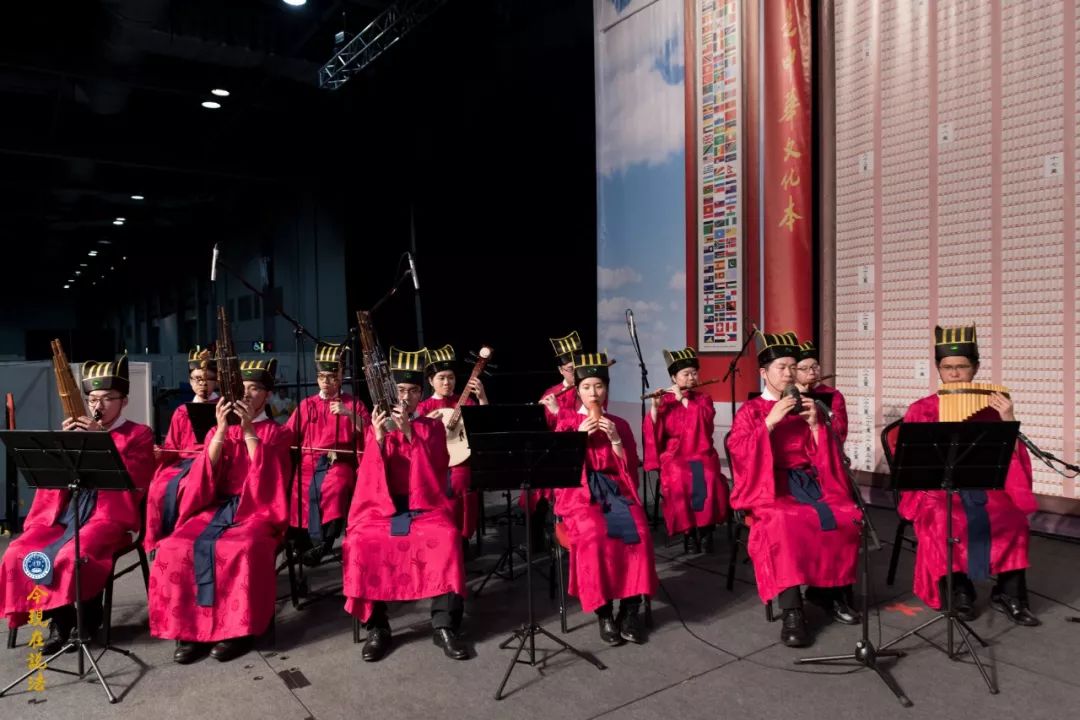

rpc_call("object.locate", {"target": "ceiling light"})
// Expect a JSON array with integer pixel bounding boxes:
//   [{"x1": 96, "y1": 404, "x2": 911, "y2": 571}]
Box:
[
  {"x1": 201, "y1": 100, "x2": 222, "y2": 109},
  {"x1": 74, "y1": 271, "x2": 81, "y2": 276},
  {"x1": 67, "y1": 279, "x2": 74, "y2": 283},
  {"x1": 98, "y1": 239, "x2": 112, "y2": 245},
  {"x1": 63, "y1": 284, "x2": 70, "y2": 289},
  {"x1": 122, "y1": 256, "x2": 127, "y2": 261},
  {"x1": 88, "y1": 250, "x2": 98, "y2": 257},
  {"x1": 283, "y1": 0, "x2": 307, "y2": 6},
  {"x1": 113, "y1": 220, "x2": 124, "y2": 226},
  {"x1": 116, "y1": 217, "x2": 126, "y2": 222},
  {"x1": 211, "y1": 88, "x2": 230, "y2": 97},
  {"x1": 130, "y1": 194, "x2": 145, "y2": 200},
  {"x1": 110, "y1": 266, "x2": 115, "y2": 271},
  {"x1": 80, "y1": 263, "x2": 88, "y2": 267},
  {"x1": 91, "y1": 281, "x2": 96, "y2": 286}
]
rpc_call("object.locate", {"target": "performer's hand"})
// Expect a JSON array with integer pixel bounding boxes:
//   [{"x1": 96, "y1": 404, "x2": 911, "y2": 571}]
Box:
[
  {"x1": 597, "y1": 416, "x2": 619, "y2": 442},
  {"x1": 372, "y1": 407, "x2": 390, "y2": 444},
  {"x1": 989, "y1": 392, "x2": 1015, "y2": 422},
  {"x1": 467, "y1": 377, "x2": 488, "y2": 404},
  {"x1": 234, "y1": 400, "x2": 255, "y2": 431},
  {"x1": 71, "y1": 415, "x2": 104, "y2": 432},
  {"x1": 215, "y1": 398, "x2": 231, "y2": 431},
  {"x1": 765, "y1": 395, "x2": 797, "y2": 430},
  {"x1": 62, "y1": 416, "x2": 81, "y2": 432},
  {"x1": 540, "y1": 393, "x2": 559, "y2": 414},
  {"x1": 329, "y1": 400, "x2": 353, "y2": 418},
  {"x1": 578, "y1": 416, "x2": 599, "y2": 434},
  {"x1": 392, "y1": 402, "x2": 412, "y2": 441},
  {"x1": 799, "y1": 397, "x2": 818, "y2": 429}
]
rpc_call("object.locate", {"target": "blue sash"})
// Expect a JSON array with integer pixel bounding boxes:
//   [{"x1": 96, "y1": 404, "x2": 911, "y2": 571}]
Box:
[
  {"x1": 786, "y1": 467, "x2": 837, "y2": 531},
  {"x1": 37, "y1": 490, "x2": 98, "y2": 587},
  {"x1": 161, "y1": 457, "x2": 196, "y2": 539},
  {"x1": 959, "y1": 490, "x2": 991, "y2": 581},
  {"x1": 307, "y1": 454, "x2": 332, "y2": 541},
  {"x1": 586, "y1": 471, "x2": 640, "y2": 544},
  {"x1": 194, "y1": 495, "x2": 240, "y2": 607},
  {"x1": 689, "y1": 460, "x2": 707, "y2": 511}
]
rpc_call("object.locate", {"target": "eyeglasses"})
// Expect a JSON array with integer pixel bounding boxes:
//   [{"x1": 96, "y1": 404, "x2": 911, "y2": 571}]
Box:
[
  {"x1": 939, "y1": 364, "x2": 974, "y2": 372},
  {"x1": 316, "y1": 373, "x2": 340, "y2": 382},
  {"x1": 190, "y1": 375, "x2": 216, "y2": 384},
  {"x1": 396, "y1": 386, "x2": 422, "y2": 396},
  {"x1": 796, "y1": 364, "x2": 820, "y2": 373},
  {"x1": 87, "y1": 395, "x2": 123, "y2": 406}
]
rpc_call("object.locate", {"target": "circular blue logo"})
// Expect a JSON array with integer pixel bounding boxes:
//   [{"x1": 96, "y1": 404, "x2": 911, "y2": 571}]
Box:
[{"x1": 22, "y1": 552, "x2": 51, "y2": 582}]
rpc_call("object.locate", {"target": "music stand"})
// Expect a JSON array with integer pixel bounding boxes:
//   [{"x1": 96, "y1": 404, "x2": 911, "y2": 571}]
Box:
[
  {"x1": 184, "y1": 402, "x2": 218, "y2": 445},
  {"x1": 0, "y1": 430, "x2": 136, "y2": 704},
  {"x1": 878, "y1": 421, "x2": 1018, "y2": 696},
  {"x1": 465, "y1": 422, "x2": 605, "y2": 700},
  {"x1": 463, "y1": 405, "x2": 547, "y2": 595}
]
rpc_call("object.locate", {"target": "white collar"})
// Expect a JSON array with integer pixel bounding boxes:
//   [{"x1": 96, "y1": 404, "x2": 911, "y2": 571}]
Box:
[
  {"x1": 318, "y1": 391, "x2": 339, "y2": 401},
  {"x1": 252, "y1": 409, "x2": 270, "y2": 423},
  {"x1": 192, "y1": 392, "x2": 219, "y2": 404},
  {"x1": 104, "y1": 415, "x2": 128, "y2": 432},
  {"x1": 762, "y1": 386, "x2": 781, "y2": 402}
]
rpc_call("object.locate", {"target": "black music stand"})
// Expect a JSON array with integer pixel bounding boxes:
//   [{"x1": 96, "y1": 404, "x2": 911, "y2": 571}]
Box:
[
  {"x1": 463, "y1": 405, "x2": 547, "y2": 595},
  {"x1": 465, "y1": 421, "x2": 605, "y2": 700},
  {"x1": 878, "y1": 421, "x2": 1018, "y2": 696},
  {"x1": 184, "y1": 402, "x2": 218, "y2": 445},
  {"x1": 0, "y1": 430, "x2": 136, "y2": 704}
]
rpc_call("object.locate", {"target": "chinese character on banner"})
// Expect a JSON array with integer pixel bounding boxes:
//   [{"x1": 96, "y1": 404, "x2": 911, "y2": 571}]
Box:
[
  {"x1": 25, "y1": 584, "x2": 49, "y2": 692},
  {"x1": 779, "y1": 196, "x2": 803, "y2": 232}
]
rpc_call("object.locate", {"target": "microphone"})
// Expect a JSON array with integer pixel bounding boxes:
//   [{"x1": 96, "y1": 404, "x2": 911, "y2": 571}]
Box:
[
  {"x1": 626, "y1": 308, "x2": 636, "y2": 338},
  {"x1": 210, "y1": 243, "x2": 220, "y2": 282},
  {"x1": 407, "y1": 252, "x2": 420, "y2": 291}
]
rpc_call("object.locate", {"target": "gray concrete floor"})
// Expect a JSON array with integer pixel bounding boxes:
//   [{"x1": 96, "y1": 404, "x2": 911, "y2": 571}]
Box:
[{"x1": 1, "y1": 506, "x2": 1078, "y2": 720}]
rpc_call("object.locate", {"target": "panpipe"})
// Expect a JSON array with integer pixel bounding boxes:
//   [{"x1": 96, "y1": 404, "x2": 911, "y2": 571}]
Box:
[{"x1": 937, "y1": 382, "x2": 1010, "y2": 421}]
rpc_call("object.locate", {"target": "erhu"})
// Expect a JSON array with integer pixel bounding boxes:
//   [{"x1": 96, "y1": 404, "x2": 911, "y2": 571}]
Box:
[
  {"x1": 356, "y1": 310, "x2": 401, "y2": 430},
  {"x1": 51, "y1": 338, "x2": 89, "y2": 422}
]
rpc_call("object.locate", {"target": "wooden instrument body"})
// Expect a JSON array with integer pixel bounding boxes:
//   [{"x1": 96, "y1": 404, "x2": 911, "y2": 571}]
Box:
[
  {"x1": 51, "y1": 338, "x2": 88, "y2": 421},
  {"x1": 356, "y1": 310, "x2": 401, "y2": 431},
  {"x1": 937, "y1": 382, "x2": 1010, "y2": 421},
  {"x1": 430, "y1": 346, "x2": 493, "y2": 467},
  {"x1": 215, "y1": 307, "x2": 244, "y2": 424}
]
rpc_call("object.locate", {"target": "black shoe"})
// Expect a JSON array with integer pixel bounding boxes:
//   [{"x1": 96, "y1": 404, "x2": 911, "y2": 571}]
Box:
[
  {"x1": 617, "y1": 609, "x2": 646, "y2": 644},
  {"x1": 830, "y1": 597, "x2": 861, "y2": 625},
  {"x1": 301, "y1": 542, "x2": 328, "y2": 567},
  {"x1": 432, "y1": 628, "x2": 469, "y2": 660},
  {"x1": 40, "y1": 623, "x2": 71, "y2": 656},
  {"x1": 598, "y1": 616, "x2": 624, "y2": 645},
  {"x1": 781, "y1": 609, "x2": 810, "y2": 647},
  {"x1": 952, "y1": 590, "x2": 976, "y2": 622},
  {"x1": 702, "y1": 531, "x2": 715, "y2": 554},
  {"x1": 362, "y1": 627, "x2": 391, "y2": 662},
  {"x1": 991, "y1": 592, "x2": 1041, "y2": 627},
  {"x1": 173, "y1": 641, "x2": 209, "y2": 664},
  {"x1": 209, "y1": 636, "x2": 253, "y2": 662}
]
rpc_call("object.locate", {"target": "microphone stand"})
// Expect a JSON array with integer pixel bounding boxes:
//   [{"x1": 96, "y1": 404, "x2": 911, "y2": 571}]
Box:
[
  {"x1": 722, "y1": 325, "x2": 757, "y2": 427},
  {"x1": 625, "y1": 311, "x2": 654, "y2": 526}
]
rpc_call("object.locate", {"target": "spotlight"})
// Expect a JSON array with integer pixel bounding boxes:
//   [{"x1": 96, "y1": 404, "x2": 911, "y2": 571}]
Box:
[
  {"x1": 63, "y1": 284, "x2": 70, "y2": 289},
  {"x1": 79, "y1": 263, "x2": 88, "y2": 267},
  {"x1": 113, "y1": 220, "x2": 125, "y2": 226},
  {"x1": 98, "y1": 239, "x2": 112, "y2": 245},
  {"x1": 88, "y1": 250, "x2": 98, "y2": 257},
  {"x1": 130, "y1": 194, "x2": 145, "y2": 200},
  {"x1": 201, "y1": 100, "x2": 222, "y2": 109},
  {"x1": 75, "y1": 271, "x2": 81, "y2": 276},
  {"x1": 211, "y1": 88, "x2": 230, "y2": 97},
  {"x1": 283, "y1": 0, "x2": 307, "y2": 6}
]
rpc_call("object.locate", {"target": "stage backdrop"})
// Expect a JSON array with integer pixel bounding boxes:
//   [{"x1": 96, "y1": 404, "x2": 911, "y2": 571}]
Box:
[
  {"x1": 594, "y1": 0, "x2": 689, "y2": 431},
  {"x1": 834, "y1": 0, "x2": 1079, "y2": 501}
]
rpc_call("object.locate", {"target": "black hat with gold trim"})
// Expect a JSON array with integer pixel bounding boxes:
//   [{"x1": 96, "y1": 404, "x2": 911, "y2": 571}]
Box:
[
  {"x1": 389, "y1": 347, "x2": 429, "y2": 386},
  {"x1": 662, "y1": 347, "x2": 699, "y2": 376},
  {"x1": 754, "y1": 330, "x2": 800, "y2": 367},
  {"x1": 550, "y1": 331, "x2": 582, "y2": 366},
  {"x1": 425, "y1": 344, "x2": 458, "y2": 377},
  {"x1": 934, "y1": 324, "x2": 978, "y2": 362},
  {"x1": 240, "y1": 358, "x2": 277, "y2": 389},
  {"x1": 188, "y1": 345, "x2": 217, "y2": 374},
  {"x1": 81, "y1": 355, "x2": 130, "y2": 396},
  {"x1": 573, "y1": 351, "x2": 613, "y2": 385},
  {"x1": 796, "y1": 341, "x2": 818, "y2": 363},
  {"x1": 314, "y1": 342, "x2": 347, "y2": 373}
]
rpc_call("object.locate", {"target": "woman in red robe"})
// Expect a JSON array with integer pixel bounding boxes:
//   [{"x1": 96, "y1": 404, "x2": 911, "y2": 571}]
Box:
[
  {"x1": 415, "y1": 344, "x2": 488, "y2": 540},
  {"x1": 0, "y1": 356, "x2": 154, "y2": 654},
  {"x1": 727, "y1": 331, "x2": 861, "y2": 648},
  {"x1": 145, "y1": 347, "x2": 219, "y2": 554},
  {"x1": 342, "y1": 347, "x2": 469, "y2": 662},
  {"x1": 149, "y1": 358, "x2": 291, "y2": 664},
  {"x1": 283, "y1": 342, "x2": 368, "y2": 566},
  {"x1": 898, "y1": 325, "x2": 1039, "y2": 626},
  {"x1": 644, "y1": 347, "x2": 729, "y2": 552},
  {"x1": 794, "y1": 341, "x2": 848, "y2": 445},
  {"x1": 554, "y1": 351, "x2": 657, "y2": 646}
]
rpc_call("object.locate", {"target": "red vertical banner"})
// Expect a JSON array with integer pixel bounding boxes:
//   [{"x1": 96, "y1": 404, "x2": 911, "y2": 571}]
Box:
[{"x1": 762, "y1": 0, "x2": 813, "y2": 339}]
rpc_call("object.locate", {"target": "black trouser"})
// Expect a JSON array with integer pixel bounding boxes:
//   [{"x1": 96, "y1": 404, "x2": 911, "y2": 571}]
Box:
[
  {"x1": 365, "y1": 592, "x2": 465, "y2": 631},
  {"x1": 777, "y1": 585, "x2": 854, "y2": 611},
  {"x1": 594, "y1": 595, "x2": 643, "y2": 619},
  {"x1": 44, "y1": 591, "x2": 105, "y2": 639},
  {"x1": 938, "y1": 569, "x2": 1027, "y2": 601},
  {"x1": 530, "y1": 497, "x2": 551, "y2": 549}
]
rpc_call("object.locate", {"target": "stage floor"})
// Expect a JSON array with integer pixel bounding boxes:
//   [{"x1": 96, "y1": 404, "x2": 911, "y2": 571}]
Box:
[{"x1": 1, "y1": 506, "x2": 1077, "y2": 719}]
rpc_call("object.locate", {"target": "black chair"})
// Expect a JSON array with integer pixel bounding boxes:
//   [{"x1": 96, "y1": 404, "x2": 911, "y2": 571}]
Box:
[
  {"x1": 723, "y1": 431, "x2": 775, "y2": 622},
  {"x1": 881, "y1": 418, "x2": 916, "y2": 586}
]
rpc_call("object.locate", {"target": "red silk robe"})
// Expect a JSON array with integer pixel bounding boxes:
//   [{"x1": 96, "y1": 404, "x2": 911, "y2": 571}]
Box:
[
  {"x1": 522, "y1": 381, "x2": 585, "y2": 513},
  {"x1": 416, "y1": 393, "x2": 477, "y2": 538},
  {"x1": 283, "y1": 393, "x2": 370, "y2": 530},
  {"x1": 342, "y1": 417, "x2": 465, "y2": 622},
  {"x1": 148, "y1": 417, "x2": 290, "y2": 642},
  {"x1": 645, "y1": 390, "x2": 730, "y2": 535},
  {"x1": 1, "y1": 420, "x2": 154, "y2": 625},
  {"x1": 897, "y1": 395, "x2": 1036, "y2": 609},
  {"x1": 554, "y1": 409, "x2": 658, "y2": 613},
  {"x1": 145, "y1": 402, "x2": 207, "y2": 552},
  {"x1": 728, "y1": 395, "x2": 860, "y2": 603}
]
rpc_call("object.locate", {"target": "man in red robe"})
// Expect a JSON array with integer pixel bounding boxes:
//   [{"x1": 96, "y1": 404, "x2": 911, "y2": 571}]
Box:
[
  {"x1": 0, "y1": 355, "x2": 154, "y2": 654},
  {"x1": 283, "y1": 342, "x2": 369, "y2": 566},
  {"x1": 415, "y1": 344, "x2": 488, "y2": 540},
  {"x1": 145, "y1": 347, "x2": 219, "y2": 554},
  {"x1": 554, "y1": 352, "x2": 657, "y2": 646},
  {"x1": 794, "y1": 341, "x2": 848, "y2": 445},
  {"x1": 342, "y1": 347, "x2": 469, "y2": 662},
  {"x1": 727, "y1": 331, "x2": 861, "y2": 647},
  {"x1": 645, "y1": 347, "x2": 729, "y2": 552},
  {"x1": 898, "y1": 325, "x2": 1039, "y2": 626},
  {"x1": 149, "y1": 358, "x2": 291, "y2": 663}
]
